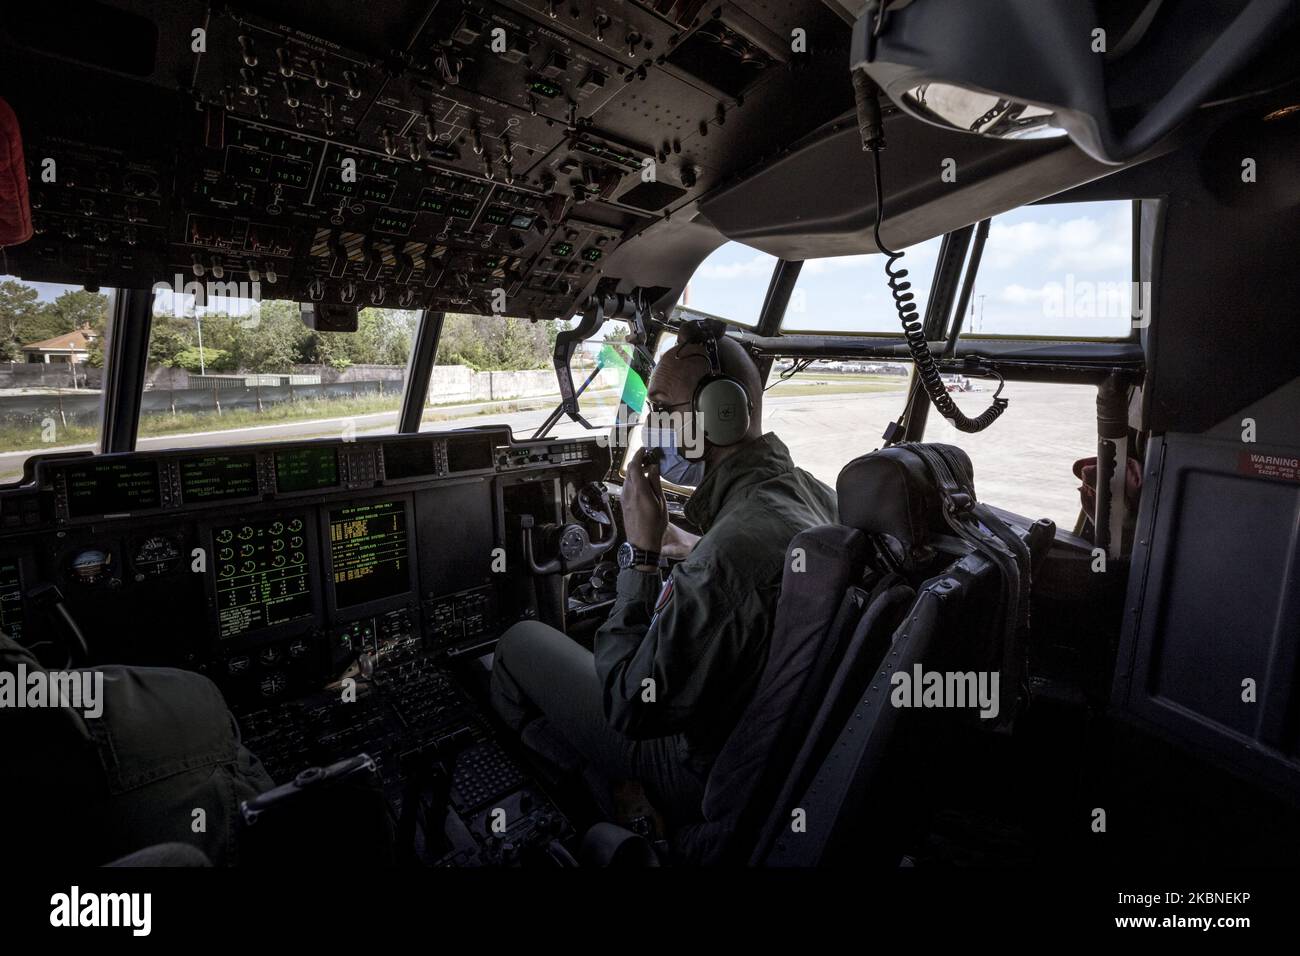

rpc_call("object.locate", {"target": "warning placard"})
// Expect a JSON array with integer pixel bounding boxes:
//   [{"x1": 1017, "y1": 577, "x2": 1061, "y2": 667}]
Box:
[{"x1": 1238, "y1": 451, "x2": 1300, "y2": 483}]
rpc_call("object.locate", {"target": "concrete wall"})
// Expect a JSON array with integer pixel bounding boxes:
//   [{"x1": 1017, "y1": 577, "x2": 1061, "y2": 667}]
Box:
[
  {"x1": 0, "y1": 362, "x2": 103, "y2": 389},
  {"x1": 425, "y1": 365, "x2": 560, "y2": 404}
]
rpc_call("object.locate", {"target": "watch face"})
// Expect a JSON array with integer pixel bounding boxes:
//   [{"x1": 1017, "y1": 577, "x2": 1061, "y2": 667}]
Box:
[{"x1": 617, "y1": 541, "x2": 634, "y2": 569}]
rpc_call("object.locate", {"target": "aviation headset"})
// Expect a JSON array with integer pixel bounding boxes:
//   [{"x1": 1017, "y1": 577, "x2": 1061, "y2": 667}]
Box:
[{"x1": 676, "y1": 319, "x2": 752, "y2": 447}]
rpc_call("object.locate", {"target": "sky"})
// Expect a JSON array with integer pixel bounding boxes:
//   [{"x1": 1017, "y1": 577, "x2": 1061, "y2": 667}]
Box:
[{"x1": 683, "y1": 200, "x2": 1136, "y2": 339}]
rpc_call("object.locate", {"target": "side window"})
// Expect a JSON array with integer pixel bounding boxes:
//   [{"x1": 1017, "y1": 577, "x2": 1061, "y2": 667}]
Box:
[
  {"x1": 676, "y1": 241, "x2": 778, "y2": 327},
  {"x1": 920, "y1": 201, "x2": 1134, "y2": 528},
  {"x1": 780, "y1": 199, "x2": 1134, "y2": 339},
  {"x1": 0, "y1": 276, "x2": 113, "y2": 483},
  {"x1": 923, "y1": 381, "x2": 1097, "y2": 530},
  {"x1": 965, "y1": 200, "x2": 1136, "y2": 339},
  {"x1": 781, "y1": 237, "x2": 944, "y2": 334},
  {"x1": 424, "y1": 316, "x2": 637, "y2": 441},
  {"x1": 763, "y1": 358, "x2": 912, "y2": 485}
]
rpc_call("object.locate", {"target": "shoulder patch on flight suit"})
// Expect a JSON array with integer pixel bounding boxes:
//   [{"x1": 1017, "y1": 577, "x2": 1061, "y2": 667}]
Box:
[
  {"x1": 653, "y1": 576, "x2": 674, "y2": 614},
  {"x1": 648, "y1": 576, "x2": 674, "y2": 631}
]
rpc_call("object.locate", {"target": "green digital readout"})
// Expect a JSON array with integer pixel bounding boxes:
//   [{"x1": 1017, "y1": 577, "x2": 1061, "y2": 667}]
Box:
[
  {"x1": 417, "y1": 189, "x2": 447, "y2": 213},
  {"x1": 551, "y1": 242, "x2": 573, "y2": 257},
  {"x1": 179, "y1": 454, "x2": 258, "y2": 503},
  {"x1": 65, "y1": 461, "x2": 161, "y2": 518},
  {"x1": 359, "y1": 178, "x2": 396, "y2": 203},
  {"x1": 329, "y1": 500, "x2": 410, "y2": 608},
  {"x1": 582, "y1": 248, "x2": 602, "y2": 262},
  {"x1": 274, "y1": 447, "x2": 339, "y2": 494},
  {"x1": 528, "y1": 79, "x2": 563, "y2": 99},
  {"x1": 214, "y1": 516, "x2": 311, "y2": 638}
]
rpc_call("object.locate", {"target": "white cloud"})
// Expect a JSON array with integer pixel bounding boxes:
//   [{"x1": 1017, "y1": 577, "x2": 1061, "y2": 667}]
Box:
[
  {"x1": 985, "y1": 210, "x2": 1128, "y2": 273},
  {"x1": 801, "y1": 254, "x2": 873, "y2": 275},
  {"x1": 695, "y1": 251, "x2": 776, "y2": 280},
  {"x1": 998, "y1": 283, "x2": 1053, "y2": 304}
]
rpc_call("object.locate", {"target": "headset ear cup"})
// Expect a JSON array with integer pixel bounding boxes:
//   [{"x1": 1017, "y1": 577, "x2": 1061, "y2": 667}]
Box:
[{"x1": 696, "y1": 377, "x2": 751, "y2": 446}]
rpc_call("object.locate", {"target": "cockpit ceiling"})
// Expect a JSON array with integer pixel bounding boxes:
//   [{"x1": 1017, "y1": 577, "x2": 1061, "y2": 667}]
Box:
[
  {"x1": 0, "y1": 0, "x2": 856, "y2": 317},
  {"x1": 4, "y1": 0, "x2": 1296, "y2": 316}
]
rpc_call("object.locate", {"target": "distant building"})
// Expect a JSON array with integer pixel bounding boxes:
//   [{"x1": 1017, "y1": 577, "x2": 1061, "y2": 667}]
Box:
[{"x1": 21, "y1": 326, "x2": 97, "y2": 364}]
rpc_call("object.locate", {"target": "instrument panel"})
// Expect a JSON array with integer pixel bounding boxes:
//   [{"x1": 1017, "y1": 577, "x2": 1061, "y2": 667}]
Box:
[
  {"x1": 0, "y1": 426, "x2": 611, "y2": 703},
  {"x1": 0, "y1": 0, "x2": 855, "y2": 317}
]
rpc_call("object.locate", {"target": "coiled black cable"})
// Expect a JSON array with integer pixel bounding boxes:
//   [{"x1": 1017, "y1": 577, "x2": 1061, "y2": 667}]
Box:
[{"x1": 868, "y1": 131, "x2": 1008, "y2": 433}]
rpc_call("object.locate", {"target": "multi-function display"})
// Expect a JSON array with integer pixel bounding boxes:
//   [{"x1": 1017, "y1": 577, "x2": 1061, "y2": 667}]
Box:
[
  {"x1": 329, "y1": 500, "x2": 410, "y2": 609},
  {"x1": 275, "y1": 447, "x2": 339, "y2": 494},
  {"x1": 179, "y1": 453, "x2": 258, "y2": 503},
  {"x1": 64, "y1": 461, "x2": 161, "y2": 518},
  {"x1": 214, "y1": 516, "x2": 312, "y2": 638}
]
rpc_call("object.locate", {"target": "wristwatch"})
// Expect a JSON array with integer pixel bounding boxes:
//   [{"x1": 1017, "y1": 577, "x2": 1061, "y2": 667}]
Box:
[{"x1": 617, "y1": 541, "x2": 661, "y2": 570}]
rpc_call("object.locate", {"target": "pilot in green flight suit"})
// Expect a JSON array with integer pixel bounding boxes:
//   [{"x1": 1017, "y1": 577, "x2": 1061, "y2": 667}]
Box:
[
  {"x1": 490, "y1": 326, "x2": 837, "y2": 827},
  {"x1": 0, "y1": 630, "x2": 274, "y2": 866}
]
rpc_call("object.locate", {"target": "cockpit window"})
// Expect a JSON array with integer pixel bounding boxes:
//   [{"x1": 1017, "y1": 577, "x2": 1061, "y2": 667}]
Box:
[
  {"x1": 424, "y1": 316, "x2": 640, "y2": 441},
  {"x1": 780, "y1": 237, "x2": 944, "y2": 335},
  {"x1": 0, "y1": 276, "x2": 111, "y2": 483},
  {"x1": 676, "y1": 241, "x2": 779, "y2": 328},
  {"x1": 780, "y1": 200, "x2": 1135, "y2": 338},
  {"x1": 141, "y1": 289, "x2": 416, "y2": 448}
]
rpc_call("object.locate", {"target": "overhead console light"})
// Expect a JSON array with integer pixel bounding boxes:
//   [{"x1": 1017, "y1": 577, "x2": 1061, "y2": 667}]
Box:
[{"x1": 851, "y1": 0, "x2": 1299, "y2": 164}]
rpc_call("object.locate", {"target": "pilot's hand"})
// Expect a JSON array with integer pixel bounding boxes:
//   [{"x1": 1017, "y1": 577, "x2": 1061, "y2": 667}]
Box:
[
  {"x1": 622, "y1": 448, "x2": 668, "y2": 553},
  {"x1": 661, "y1": 521, "x2": 700, "y2": 560}
]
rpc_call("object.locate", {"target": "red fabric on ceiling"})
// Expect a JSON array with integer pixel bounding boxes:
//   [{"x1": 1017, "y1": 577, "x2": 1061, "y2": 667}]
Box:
[{"x1": 0, "y1": 97, "x2": 33, "y2": 247}]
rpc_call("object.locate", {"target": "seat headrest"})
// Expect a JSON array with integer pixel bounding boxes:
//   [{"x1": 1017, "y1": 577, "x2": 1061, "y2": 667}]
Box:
[{"x1": 836, "y1": 443, "x2": 974, "y2": 572}]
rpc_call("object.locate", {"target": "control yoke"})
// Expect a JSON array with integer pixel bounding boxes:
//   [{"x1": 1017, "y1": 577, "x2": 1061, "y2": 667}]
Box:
[{"x1": 520, "y1": 483, "x2": 617, "y2": 575}]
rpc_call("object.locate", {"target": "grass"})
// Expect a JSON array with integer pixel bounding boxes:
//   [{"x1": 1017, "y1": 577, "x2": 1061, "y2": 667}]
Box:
[
  {"x1": 765, "y1": 373, "x2": 910, "y2": 399},
  {"x1": 0, "y1": 386, "x2": 624, "y2": 460}
]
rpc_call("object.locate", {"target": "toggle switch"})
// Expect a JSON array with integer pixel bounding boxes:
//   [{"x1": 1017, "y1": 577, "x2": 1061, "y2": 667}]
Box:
[{"x1": 238, "y1": 34, "x2": 258, "y2": 67}]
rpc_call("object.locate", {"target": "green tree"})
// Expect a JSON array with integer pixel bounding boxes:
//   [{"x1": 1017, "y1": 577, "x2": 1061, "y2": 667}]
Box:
[
  {"x1": 174, "y1": 346, "x2": 235, "y2": 372},
  {"x1": 0, "y1": 279, "x2": 44, "y2": 361},
  {"x1": 228, "y1": 301, "x2": 308, "y2": 372},
  {"x1": 48, "y1": 289, "x2": 110, "y2": 334},
  {"x1": 147, "y1": 315, "x2": 197, "y2": 367}
]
